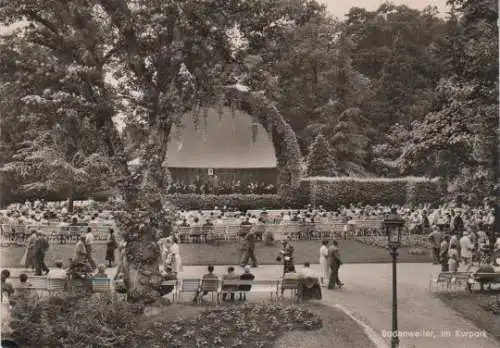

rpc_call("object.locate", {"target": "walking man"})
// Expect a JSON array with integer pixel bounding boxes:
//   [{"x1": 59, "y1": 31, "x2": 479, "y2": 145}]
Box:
[
  {"x1": 34, "y1": 232, "x2": 49, "y2": 276},
  {"x1": 328, "y1": 240, "x2": 344, "y2": 289},
  {"x1": 428, "y1": 226, "x2": 442, "y2": 264},
  {"x1": 240, "y1": 226, "x2": 258, "y2": 268}
]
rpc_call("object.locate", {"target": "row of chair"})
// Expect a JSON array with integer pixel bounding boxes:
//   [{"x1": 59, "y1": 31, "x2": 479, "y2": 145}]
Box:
[
  {"x1": 167, "y1": 277, "x2": 305, "y2": 304},
  {"x1": 0, "y1": 223, "x2": 115, "y2": 245},
  {"x1": 8, "y1": 276, "x2": 111, "y2": 296},
  {"x1": 7, "y1": 276, "x2": 304, "y2": 304},
  {"x1": 174, "y1": 221, "x2": 385, "y2": 243}
]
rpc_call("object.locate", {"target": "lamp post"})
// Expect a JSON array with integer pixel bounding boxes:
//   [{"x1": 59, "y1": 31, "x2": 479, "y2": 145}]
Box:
[{"x1": 383, "y1": 208, "x2": 405, "y2": 348}]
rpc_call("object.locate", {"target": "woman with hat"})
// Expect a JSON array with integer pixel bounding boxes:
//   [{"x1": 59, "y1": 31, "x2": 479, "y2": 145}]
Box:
[
  {"x1": 105, "y1": 228, "x2": 117, "y2": 268},
  {"x1": 277, "y1": 236, "x2": 294, "y2": 274}
]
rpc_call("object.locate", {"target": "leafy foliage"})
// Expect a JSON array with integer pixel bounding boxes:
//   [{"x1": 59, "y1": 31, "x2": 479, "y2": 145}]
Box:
[
  {"x1": 306, "y1": 133, "x2": 337, "y2": 177},
  {"x1": 10, "y1": 295, "x2": 321, "y2": 348},
  {"x1": 299, "y1": 177, "x2": 443, "y2": 209},
  {"x1": 399, "y1": 0, "x2": 498, "y2": 203}
]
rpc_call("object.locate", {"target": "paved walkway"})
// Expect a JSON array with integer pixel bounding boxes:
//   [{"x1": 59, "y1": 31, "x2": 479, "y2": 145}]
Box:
[{"x1": 6, "y1": 263, "x2": 499, "y2": 348}]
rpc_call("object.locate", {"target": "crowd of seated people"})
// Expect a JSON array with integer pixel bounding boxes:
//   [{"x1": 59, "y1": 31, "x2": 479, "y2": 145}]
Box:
[
  {"x1": 0, "y1": 200, "x2": 115, "y2": 243},
  {"x1": 167, "y1": 180, "x2": 277, "y2": 194},
  {"x1": 172, "y1": 203, "x2": 495, "y2": 231}
]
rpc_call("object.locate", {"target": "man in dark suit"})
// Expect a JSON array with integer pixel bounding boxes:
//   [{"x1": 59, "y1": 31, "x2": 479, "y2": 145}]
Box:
[
  {"x1": 238, "y1": 265, "x2": 255, "y2": 301},
  {"x1": 328, "y1": 240, "x2": 344, "y2": 289},
  {"x1": 34, "y1": 232, "x2": 49, "y2": 276},
  {"x1": 240, "y1": 226, "x2": 258, "y2": 268}
]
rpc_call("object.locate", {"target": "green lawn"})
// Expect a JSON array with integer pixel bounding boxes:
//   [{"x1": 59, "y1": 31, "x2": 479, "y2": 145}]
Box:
[
  {"x1": 274, "y1": 302, "x2": 377, "y2": 348},
  {"x1": 437, "y1": 292, "x2": 500, "y2": 343},
  {"x1": 0, "y1": 239, "x2": 430, "y2": 268}
]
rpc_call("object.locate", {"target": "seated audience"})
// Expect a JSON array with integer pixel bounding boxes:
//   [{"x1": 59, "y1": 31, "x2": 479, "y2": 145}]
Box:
[
  {"x1": 222, "y1": 266, "x2": 239, "y2": 301},
  {"x1": 193, "y1": 265, "x2": 218, "y2": 303},
  {"x1": 298, "y1": 262, "x2": 316, "y2": 278},
  {"x1": 1, "y1": 269, "x2": 14, "y2": 300},
  {"x1": 94, "y1": 264, "x2": 108, "y2": 278},
  {"x1": 47, "y1": 260, "x2": 68, "y2": 279},
  {"x1": 238, "y1": 265, "x2": 255, "y2": 301},
  {"x1": 15, "y1": 273, "x2": 32, "y2": 298},
  {"x1": 281, "y1": 266, "x2": 299, "y2": 295}
]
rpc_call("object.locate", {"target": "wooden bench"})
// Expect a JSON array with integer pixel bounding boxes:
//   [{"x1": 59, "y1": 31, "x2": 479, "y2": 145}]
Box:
[
  {"x1": 177, "y1": 278, "x2": 200, "y2": 302},
  {"x1": 160, "y1": 280, "x2": 178, "y2": 301},
  {"x1": 92, "y1": 278, "x2": 112, "y2": 293},
  {"x1": 467, "y1": 272, "x2": 500, "y2": 292},
  {"x1": 219, "y1": 279, "x2": 279, "y2": 301},
  {"x1": 429, "y1": 272, "x2": 472, "y2": 292},
  {"x1": 280, "y1": 278, "x2": 300, "y2": 302},
  {"x1": 47, "y1": 278, "x2": 67, "y2": 295}
]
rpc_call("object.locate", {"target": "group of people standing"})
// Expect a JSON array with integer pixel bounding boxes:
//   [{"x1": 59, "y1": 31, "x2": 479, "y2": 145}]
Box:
[
  {"x1": 158, "y1": 236, "x2": 183, "y2": 274},
  {"x1": 428, "y1": 225, "x2": 500, "y2": 273},
  {"x1": 73, "y1": 227, "x2": 118, "y2": 270},
  {"x1": 20, "y1": 230, "x2": 49, "y2": 275},
  {"x1": 319, "y1": 240, "x2": 344, "y2": 289}
]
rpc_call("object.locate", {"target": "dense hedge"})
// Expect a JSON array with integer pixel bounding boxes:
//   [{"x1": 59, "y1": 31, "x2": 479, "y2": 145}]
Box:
[
  {"x1": 163, "y1": 177, "x2": 442, "y2": 210},
  {"x1": 164, "y1": 194, "x2": 286, "y2": 210},
  {"x1": 301, "y1": 177, "x2": 442, "y2": 209}
]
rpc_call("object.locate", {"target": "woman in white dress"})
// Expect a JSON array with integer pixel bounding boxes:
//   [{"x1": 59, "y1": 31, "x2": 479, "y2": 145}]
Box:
[
  {"x1": 157, "y1": 236, "x2": 172, "y2": 270},
  {"x1": 170, "y1": 237, "x2": 183, "y2": 273},
  {"x1": 319, "y1": 240, "x2": 330, "y2": 286}
]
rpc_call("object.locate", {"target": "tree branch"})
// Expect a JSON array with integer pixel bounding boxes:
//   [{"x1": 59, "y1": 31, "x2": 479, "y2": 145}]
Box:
[{"x1": 23, "y1": 10, "x2": 60, "y2": 37}]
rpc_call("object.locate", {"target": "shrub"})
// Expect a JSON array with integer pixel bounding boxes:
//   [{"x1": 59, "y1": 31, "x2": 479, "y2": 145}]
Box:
[
  {"x1": 306, "y1": 133, "x2": 338, "y2": 177},
  {"x1": 164, "y1": 194, "x2": 285, "y2": 211},
  {"x1": 10, "y1": 295, "x2": 321, "y2": 348},
  {"x1": 407, "y1": 179, "x2": 443, "y2": 206},
  {"x1": 300, "y1": 176, "x2": 442, "y2": 209}
]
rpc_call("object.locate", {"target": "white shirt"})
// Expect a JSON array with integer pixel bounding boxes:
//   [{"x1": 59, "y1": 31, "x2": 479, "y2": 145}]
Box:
[
  {"x1": 85, "y1": 232, "x2": 94, "y2": 245},
  {"x1": 319, "y1": 245, "x2": 329, "y2": 262},
  {"x1": 47, "y1": 268, "x2": 67, "y2": 279},
  {"x1": 299, "y1": 267, "x2": 316, "y2": 278},
  {"x1": 459, "y1": 236, "x2": 474, "y2": 258}
]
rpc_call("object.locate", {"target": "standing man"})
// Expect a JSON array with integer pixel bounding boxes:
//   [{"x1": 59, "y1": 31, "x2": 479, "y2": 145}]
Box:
[
  {"x1": 34, "y1": 231, "x2": 49, "y2": 276},
  {"x1": 240, "y1": 225, "x2": 258, "y2": 268},
  {"x1": 452, "y1": 211, "x2": 464, "y2": 237},
  {"x1": 85, "y1": 227, "x2": 96, "y2": 270},
  {"x1": 459, "y1": 231, "x2": 474, "y2": 271},
  {"x1": 428, "y1": 227, "x2": 442, "y2": 264},
  {"x1": 439, "y1": 236, "x2": 450, "y2": 272},
  {"x1": 328, "y1": 240, "x2": 344, "y2": 289}
]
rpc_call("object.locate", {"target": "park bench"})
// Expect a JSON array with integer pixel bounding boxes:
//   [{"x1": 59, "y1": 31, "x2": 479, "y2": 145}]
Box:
[
  {"x1": 47, "y1": 278, "x2": 67, "y2": 295},
  {"x1": 280, "y1": 278, "x2": 300, "y2": 302},
  {"x1": 160, "y1": 279, "x2": 178, "y2": 301},
  {"x1": 467, "y1": 272, "x2": 500, "y2": 292},
  {"x1": 219, "y1": 279, "x2": 279, "y2": 302},
  {"x1": 429, "y1": 272, "x2": 472, "y2": 292},
  {"x1": 92, "y1": 277, "x2": 112, "y2": 293},
  {"x1": 177, "y1": 278, "x2": 201, "y2": 302},
  {"x1": 198, "y1": 278, "x2": 219, "y2": 304}
]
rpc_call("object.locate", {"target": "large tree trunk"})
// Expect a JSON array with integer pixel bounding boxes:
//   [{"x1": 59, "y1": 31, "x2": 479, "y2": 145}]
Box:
[{"x1": 115, "y1": 124, "x2": 173, "y2": 304}]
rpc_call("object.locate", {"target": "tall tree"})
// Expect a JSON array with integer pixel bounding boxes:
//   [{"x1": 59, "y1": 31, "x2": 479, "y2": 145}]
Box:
[
  {"x1": 306, "y1": 133, "x2": 337, "y2": 177},
  {"x1": 344, "y1": 4, "x2": 446, "y2": 130},
  {"x1": 1, "y1": 0, "x2": 324, "y2": 303},
  {"x1": 401, "y1": 0, "x2": 498, "y2": 203}
]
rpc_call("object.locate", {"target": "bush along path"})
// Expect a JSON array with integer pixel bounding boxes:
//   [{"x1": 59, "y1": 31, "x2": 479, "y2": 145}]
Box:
[{"x1": 9, "y1": 294, "x2": 322, "y2": 348}]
